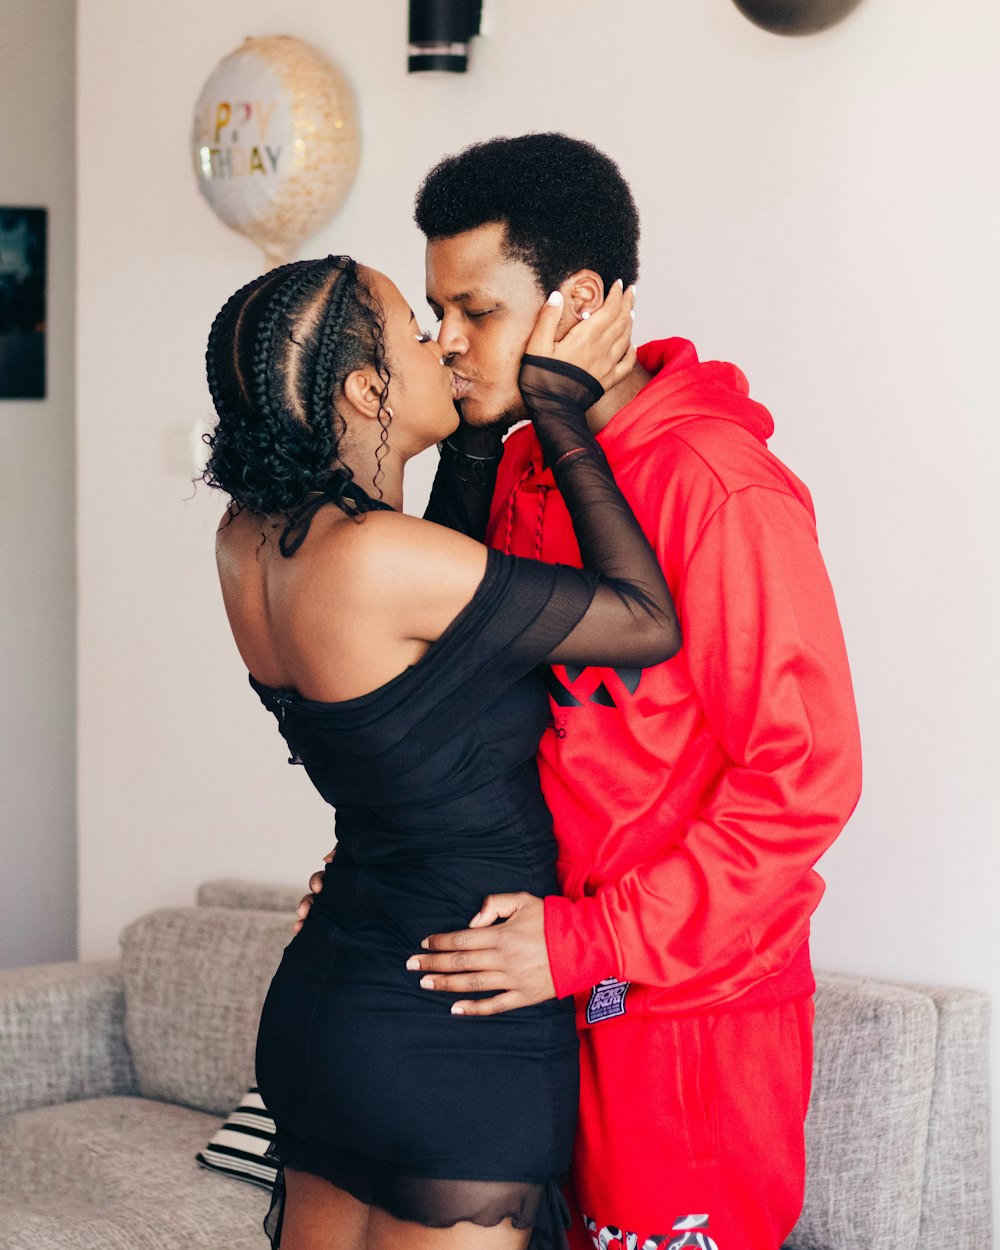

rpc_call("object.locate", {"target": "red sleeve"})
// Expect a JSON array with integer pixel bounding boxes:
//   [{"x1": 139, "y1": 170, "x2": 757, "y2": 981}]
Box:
[{"x1": 542, "y1": 485, "x2": 863, "y2": 1000}]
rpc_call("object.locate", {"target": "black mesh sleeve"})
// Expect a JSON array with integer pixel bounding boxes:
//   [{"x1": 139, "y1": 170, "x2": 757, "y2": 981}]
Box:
[
  {"x1": 517, "y1": 355, "x2": 681, "y2": 668},
  {"x1": 423, "y1": 409, "x2": 504, "y2": 541}
]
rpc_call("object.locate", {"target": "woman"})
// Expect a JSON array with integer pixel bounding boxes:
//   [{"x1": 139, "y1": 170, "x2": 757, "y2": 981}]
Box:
[{"x1": 204, "y1": 255, "x2": 679, "y2": 1250}]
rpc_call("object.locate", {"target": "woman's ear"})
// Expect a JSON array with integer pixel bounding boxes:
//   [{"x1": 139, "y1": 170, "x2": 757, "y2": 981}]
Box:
[
  {"x1": 341, "y1": 367, "x2": 388, "y2": 422},
  {"x1": 566, "y1": 270, "x2": 605, "y2": 320}
]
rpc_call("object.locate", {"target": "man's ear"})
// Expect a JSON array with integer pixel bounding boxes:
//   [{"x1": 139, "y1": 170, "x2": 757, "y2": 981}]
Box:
[
  {"x1": 565, "y1": 270, "x2": 605, "y2": 320},
  {"x1": 341, "y1": 367, "x2": 388, "y2": 422},
  {"x1": 549, "y1": 269, "x2": 606, "y2": 342}
]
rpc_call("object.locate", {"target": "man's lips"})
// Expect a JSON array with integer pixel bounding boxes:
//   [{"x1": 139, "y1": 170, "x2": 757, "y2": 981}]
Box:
[{"x1": 451, "y1": 374, "x2": 473, "y2": 400}]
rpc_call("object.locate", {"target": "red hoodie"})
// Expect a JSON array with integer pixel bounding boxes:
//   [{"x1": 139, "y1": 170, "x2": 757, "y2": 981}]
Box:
[{"x1": 486, "y1": 339, "x2": 862, "y2": 1019}]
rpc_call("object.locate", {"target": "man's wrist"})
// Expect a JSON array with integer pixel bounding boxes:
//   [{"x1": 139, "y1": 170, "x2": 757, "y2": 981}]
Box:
[{"x1": 543, "y1": 893, "x2": 621, "y2": 1000}]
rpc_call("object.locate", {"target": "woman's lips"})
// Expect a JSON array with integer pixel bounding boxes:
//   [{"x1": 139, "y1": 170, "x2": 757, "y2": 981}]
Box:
[{"x1": 451, "y1": 374, "x2": 472, "y2": 400}]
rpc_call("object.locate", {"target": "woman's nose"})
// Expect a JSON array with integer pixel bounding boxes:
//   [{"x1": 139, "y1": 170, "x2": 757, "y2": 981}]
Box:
[{"x1": 427, "y1": 334, "x2": 450, "y2": 366}]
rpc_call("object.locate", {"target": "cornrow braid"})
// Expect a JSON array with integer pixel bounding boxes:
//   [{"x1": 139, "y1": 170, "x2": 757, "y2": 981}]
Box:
[
  {"x1": 208, "y1": 262, "x2": 329, "y2": 521},
  {"x1": 279, "y1": 258, "x2": 367, "y2": 557},
  {"x1": 204, "y1": 267, "x2": 295, "y2": 534},
  {"x1": 204, "y1": 263, "x2": 295, "y2": 475},
  {"x1": 309, "y1": 257, "x2": 357, "y2": 428},
  {"x1": 251, "y1": 264, "x2": 321, "y2": 431},
  {"x1": 202, "y1": 255, "x2": 395, "y2": 554},
  {"x1": 305, "y1": 258, "x2": 392, "y2": 506}
]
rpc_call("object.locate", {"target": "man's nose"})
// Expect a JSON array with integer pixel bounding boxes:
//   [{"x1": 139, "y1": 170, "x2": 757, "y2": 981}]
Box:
[{"x1": 436, "y1": 315, "x2": 468, "y2": 359}]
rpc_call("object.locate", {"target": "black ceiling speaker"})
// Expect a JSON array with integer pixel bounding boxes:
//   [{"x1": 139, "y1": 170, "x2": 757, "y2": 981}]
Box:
[
  {"x1": 409, "y1": 0, "x2": 483, "y2": 73},
  {"x1": 731, "y1": 0, "x2": 865, "y2": 35}
]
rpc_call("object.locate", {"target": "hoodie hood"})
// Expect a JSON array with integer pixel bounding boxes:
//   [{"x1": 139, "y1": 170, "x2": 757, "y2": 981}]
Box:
[
  {"x1": 627, "y1": 338, "x2": 774, "y2": 445},
  {"x1": 519, "y1": 338, "x2": 774, "y2": 489}
]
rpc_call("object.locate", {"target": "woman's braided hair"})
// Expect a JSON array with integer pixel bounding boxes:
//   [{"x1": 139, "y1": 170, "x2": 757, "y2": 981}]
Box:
[{"x1": 202, "y1": 256, "x2": 393, "y2": 556}]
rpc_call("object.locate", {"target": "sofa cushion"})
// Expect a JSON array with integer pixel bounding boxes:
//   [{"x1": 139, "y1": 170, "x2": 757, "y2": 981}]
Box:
[
  {"x1": 119, "y1": 906, "x2": 291, "y2": 1115},
  {"x1": 196, "y1": 1084, "x2": 278, "y2": 1189},
  {"x1": 197, "y1": 878, "x2": 303, "y2": 913},
  {"x1": 786, "y1": 974, "x2": 938, "y2": 1250},
  {"x1": 0, "y1": 1096, "x2": 269, "y2": 1250}
]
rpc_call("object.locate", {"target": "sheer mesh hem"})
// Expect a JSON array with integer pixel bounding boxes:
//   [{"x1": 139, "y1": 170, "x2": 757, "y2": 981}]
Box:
[{"x1": 262, "y1": 1129, "x2": 571, "y2": 1249}]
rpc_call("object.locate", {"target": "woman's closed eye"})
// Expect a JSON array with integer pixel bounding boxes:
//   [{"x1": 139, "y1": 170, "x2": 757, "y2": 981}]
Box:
[{"x1": 415, "y1": 328, "x2": 435, "y2": 343}]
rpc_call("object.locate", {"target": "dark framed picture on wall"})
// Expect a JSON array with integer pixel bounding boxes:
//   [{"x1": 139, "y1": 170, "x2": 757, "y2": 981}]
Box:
[{"x1": 0, "y1": 207, "x2": 47, "y2": 400}]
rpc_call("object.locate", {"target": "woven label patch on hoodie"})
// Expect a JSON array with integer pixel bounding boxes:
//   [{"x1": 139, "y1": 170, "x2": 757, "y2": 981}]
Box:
[{"x1": 586, "y1": 977, "x2": 630, "y2": 1024}]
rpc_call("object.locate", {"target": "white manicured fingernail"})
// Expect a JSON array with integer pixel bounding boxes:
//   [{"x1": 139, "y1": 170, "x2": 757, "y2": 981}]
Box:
[
  {"x1": 547, "y1": 290, "x2": 563, "y2": 305},
  {"x1": 451, "y1": 1005, "x2": 465, "y2": 1016},
  {"x1": 616, "y1": 278, "x2": 624, "y2": 288},
  {"x1": 630, "y1": 310, "x2": 636, "y2": 320}
]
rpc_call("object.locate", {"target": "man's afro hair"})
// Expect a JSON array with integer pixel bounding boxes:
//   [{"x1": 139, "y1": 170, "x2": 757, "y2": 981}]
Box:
[{"x1": 414, "y1": 132, "x2": 639, "y2": 296}]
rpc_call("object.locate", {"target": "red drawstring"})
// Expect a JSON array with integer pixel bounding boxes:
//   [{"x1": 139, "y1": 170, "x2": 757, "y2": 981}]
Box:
[
  {"x1": 534, "y1": 485, "x2": 548, "y2": 559},
  {"x1": 504, "y1": 463, "x2": 535, "y2": 555}
]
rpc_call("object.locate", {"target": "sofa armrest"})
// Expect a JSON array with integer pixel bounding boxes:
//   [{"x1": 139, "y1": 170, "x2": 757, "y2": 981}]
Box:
[
  {"x1": 913, "y1": 983, "x2": 992, "y2": 1250},
  {"x1": 0, "y1": 959, "x2": 140, "y2": 1115},
  {"x1": 788, "y1": 973, "x2": 939, "y2": 1250}
]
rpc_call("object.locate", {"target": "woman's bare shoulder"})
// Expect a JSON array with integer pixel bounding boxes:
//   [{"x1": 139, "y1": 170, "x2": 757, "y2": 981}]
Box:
[
  {"x1": 312, "y1": 509, "x2": 483, "y2": 576},
  {"x1": 323, "y1": 512, "x2": 490, "y2": 644},
  {"x1": 215, "y1": 504, "x2": 487, "y2": 609}
]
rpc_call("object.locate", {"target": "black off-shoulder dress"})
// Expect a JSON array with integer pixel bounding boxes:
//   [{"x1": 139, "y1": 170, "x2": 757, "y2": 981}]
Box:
[
  {"x1": 248, "y1": 358, "x2": 677, "y2": 1250},
  {"x1": 253, "y1": 547, "x2": 596, "y2": 1248}
]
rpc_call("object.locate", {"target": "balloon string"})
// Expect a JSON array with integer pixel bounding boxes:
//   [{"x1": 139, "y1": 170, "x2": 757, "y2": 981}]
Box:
[{"x1": 264, "y1": 248, "x2": 290, "y2": 272}]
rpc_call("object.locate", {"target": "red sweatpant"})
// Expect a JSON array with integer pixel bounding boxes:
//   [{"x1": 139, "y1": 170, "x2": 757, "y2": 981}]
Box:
[{"x1": 566, "y1": 997, "x2": 815, "y2": 1250}]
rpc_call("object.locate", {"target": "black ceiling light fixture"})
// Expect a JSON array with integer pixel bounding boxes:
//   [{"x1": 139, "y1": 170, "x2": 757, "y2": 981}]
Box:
[
  {"x1": 408, "y1": 0, "x2": 483, "y2": 73},
  {"x1": 731, "y1": 0, "x2": 865, "y2": 36}
]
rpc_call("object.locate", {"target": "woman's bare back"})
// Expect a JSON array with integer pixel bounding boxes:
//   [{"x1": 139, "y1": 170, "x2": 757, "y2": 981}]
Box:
[{"x1": 215, "y1": 504, "x2": 489, "y2": 704}]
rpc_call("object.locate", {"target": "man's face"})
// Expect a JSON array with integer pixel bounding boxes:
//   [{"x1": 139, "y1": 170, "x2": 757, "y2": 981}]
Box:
[{"x1": 425, "y1": 223, "x2": 547, "y2": 431}]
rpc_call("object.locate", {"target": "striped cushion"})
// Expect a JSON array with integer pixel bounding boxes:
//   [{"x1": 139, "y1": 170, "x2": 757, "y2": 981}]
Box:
[{"x1": 195, "y1": 1086, "x2": 277, "y2": 1189}]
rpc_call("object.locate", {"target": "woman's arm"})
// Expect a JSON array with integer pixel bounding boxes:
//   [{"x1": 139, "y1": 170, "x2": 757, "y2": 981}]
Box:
[
  {"x1": 354, "y1": 283, "x2": 679, "y2": 676},
  {"x1": 518, "y1": 285, "x2": 681, "y2": 667}
]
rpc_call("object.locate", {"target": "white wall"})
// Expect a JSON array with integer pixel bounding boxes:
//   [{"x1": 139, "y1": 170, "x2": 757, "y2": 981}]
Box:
[
  {"x1": 0, "y1": 0, "x2": 77, "y2": 968},
  {"x1": 78, "y1": 0, "x2": 999, "y2": 1217}
]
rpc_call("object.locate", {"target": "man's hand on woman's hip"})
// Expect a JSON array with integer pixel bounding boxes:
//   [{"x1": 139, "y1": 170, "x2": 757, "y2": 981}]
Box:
[
  {"x1": 294, "y1": 862, "x2": 558, "y2": 1017},
  {"x1": 407, "y1": 893, "x2": 557, "y2": 1016}
]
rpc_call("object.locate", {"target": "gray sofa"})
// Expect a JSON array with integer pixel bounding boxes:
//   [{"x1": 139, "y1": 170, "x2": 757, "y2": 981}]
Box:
[{"x1": 0, "y1": 878, "x2": 991, "y2": 1250}]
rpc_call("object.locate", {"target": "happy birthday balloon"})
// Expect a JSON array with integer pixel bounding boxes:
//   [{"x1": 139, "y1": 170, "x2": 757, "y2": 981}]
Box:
[{"x1": 191, "y1": 35, "x2": 360, "y2": 268}]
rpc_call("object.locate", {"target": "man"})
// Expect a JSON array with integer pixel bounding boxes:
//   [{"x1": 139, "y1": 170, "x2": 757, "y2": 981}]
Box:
[{"x1": 300, "y1": 133, "x2": 862, "y2": 1250}]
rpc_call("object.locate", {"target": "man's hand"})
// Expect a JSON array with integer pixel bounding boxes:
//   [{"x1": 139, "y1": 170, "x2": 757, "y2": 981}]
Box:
[
  {"x1": 406, "y1": 893, "x2": 556, "y2": 1016},
  {"x1": 291, "y1": 849, "x2": 334, "y2": 935}
]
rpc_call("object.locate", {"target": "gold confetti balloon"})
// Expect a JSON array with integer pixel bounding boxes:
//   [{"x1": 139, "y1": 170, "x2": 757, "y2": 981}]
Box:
[{"x1": 191, "y1": 35, "x2": 360, "y2": 269}]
